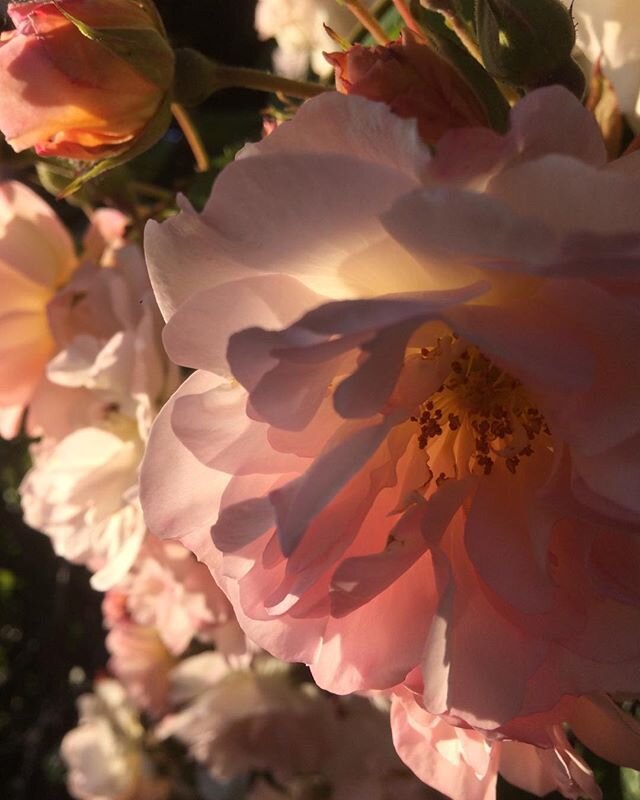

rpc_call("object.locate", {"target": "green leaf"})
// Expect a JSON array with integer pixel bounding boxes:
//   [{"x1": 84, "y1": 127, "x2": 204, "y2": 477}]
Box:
[
  {"x1": 623, "y1": 768, "x2": 640, "y2": 800},
  {"x1": 412, "y1": 2, "x2": 509, "y2": 132}
]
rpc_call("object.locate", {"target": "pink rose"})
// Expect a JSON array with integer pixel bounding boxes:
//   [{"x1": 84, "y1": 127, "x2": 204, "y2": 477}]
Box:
[
  {"x1": 0, "y1": 0, "x2": 172, "y2": 161},
  {"x1": 141, "y1": 88, "x2": 640, "y2": 787},
  {"x1": 326, "y1": 31, "x2": 489, "y2": 144},
  {"x1": 0, "y1": 181, "x2": 75, "y2": 437},
  {"x1": 20, "y1": 240, "x2": 178, "y2": 590},
  {"x1": 156, "y1": 653, "x2": 334, "y2": 783},
  {"x1": 61, "y1": 679, "x2": 168, "y2": 800},
  {"x1": 119, "y1": 537, "x2": 242, "y2": 656},
  {"x1": 105, "y1": 620, "x2": 174, "y2": 718},
  {"x1": 157, "y1": 652, "x2": 427, "y2": 797}
]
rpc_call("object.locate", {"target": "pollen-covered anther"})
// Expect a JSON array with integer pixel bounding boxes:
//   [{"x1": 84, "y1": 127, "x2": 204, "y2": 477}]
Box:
[{"x1": 413, "y1": 344, "x2": 551, "y2": 478}]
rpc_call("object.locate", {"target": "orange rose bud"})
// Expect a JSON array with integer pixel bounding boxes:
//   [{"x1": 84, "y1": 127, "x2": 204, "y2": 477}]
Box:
[
  {"x1": 326, "y1": 30, "x2": 489, "y2": 144},
  {"x1": 0, "y1": 0, "x2": 174, "y2": 162}
]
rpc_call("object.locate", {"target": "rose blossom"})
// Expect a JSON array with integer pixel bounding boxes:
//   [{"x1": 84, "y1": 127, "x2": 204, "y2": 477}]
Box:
[
  {"x1": 141, "y1": 87, "x2": 640, "y2": 787},
  {"x1": 562, "y1": 0, "x2": 640, "y2": 131},
  {"x1": 326, "y1": 30, "x2": 489, "y2": 144},
  {"x1": 118, "y1": 537, "x2": 246, "y2": 657},
  {"x1": 0, "y1": 181, "x2": 76, "y2": 437},
  {"x1": 0, "y1": 0, "x2": 172, "y2": 161},
  {"x1": 21, "y1": 238, "x2": 178, "y2": 589},
  {"x1": 105, "y1": 619, "x2": 174, "y2": 718},
  {"x1": 156, "y1": 653, "x2": 334, "y2": 782},
  {"x1": 158, "y1": 652, "x2": 431, "y2": 798},
  {"x1": 255, "y1": 0, "x2": 374, "y2": 79},
  {"x1": 61, "y1": 679, "x2": 168, "y2": 800}
]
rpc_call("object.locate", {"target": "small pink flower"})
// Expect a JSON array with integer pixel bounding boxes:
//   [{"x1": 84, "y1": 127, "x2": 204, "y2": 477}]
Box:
[
  {"x1": 106, "y1": 620, "x2": 174, "y2": 718},
  {"x1": 120, "y1": 537, "x2": 242, "y2": 656},
  {"x1": 156, "y1": 653, "x2": 334, "y2": 782},
  {"x1": 61, "y1": 679, "x2": 168, "y2": 800},
  {"x1": 0, "y1": 181, "x2": 75, "y2": 437},
  {"x1": 158, "y1": 653, "x2": 427, "y2": 797},
  {"x1": 21, "y1": 243, "x2": 177, "y2": 589}
]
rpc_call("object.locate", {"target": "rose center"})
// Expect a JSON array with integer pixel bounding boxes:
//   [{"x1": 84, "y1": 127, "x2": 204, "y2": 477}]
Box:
[{"x1": 412, "y1": 341, "x2": 550, "y2": 479}]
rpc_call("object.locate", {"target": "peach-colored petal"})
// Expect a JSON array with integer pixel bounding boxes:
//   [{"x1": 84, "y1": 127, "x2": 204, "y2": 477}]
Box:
[
  {"x1": 0, "y1": 0, "x2": 167, "y2": 161},
  {"x1": 569, "y1": 694, "x2": 640, "y2": 770},
  {"x1": 391, "y1": 689, "x2": 498, "y2": 800},
  {"x1": 0, "y1": 180, "x2": 77, "y2": 423}
]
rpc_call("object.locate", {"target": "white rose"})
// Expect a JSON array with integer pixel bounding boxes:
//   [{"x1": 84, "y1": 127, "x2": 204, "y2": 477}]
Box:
[{"x1": 566, "y1": 0, "x2": 640, "y2": 130}]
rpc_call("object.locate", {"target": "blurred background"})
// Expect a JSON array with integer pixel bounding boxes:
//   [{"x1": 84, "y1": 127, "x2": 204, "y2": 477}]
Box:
[{"x1": 0, "y1": 2, "x2": 268, "y2": 797}]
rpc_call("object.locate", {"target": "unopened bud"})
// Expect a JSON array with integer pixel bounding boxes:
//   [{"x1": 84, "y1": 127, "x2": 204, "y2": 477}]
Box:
[
  {"x1": 476, "y1": 0, "x2": 578, "y2": 90},
  {"x1": 0, "y1": 0, "x2": 174, "y2": 166}
]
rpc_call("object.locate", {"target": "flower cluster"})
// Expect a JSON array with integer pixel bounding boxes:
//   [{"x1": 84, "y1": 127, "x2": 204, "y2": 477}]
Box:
[{"x1": 2, "y1": 1, "x2": 640, "y2": 799}]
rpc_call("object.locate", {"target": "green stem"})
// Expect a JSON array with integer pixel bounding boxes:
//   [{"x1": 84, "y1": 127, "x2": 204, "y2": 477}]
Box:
[
  {"x1": 344, "y1": 0, "x2": 391, "y2": 43},
  {"x1": 173, "y1": 49, "x2": 328, "y2": 106},
  {"x1": 213, "y1": 64, "x2": 327, "y2": 99},
  {"x1": 171, "y1": 102, "x2": 210, "y2": 172},
  {"x1": 347, "y1": 0, "x2": 393, "y2": 44}
]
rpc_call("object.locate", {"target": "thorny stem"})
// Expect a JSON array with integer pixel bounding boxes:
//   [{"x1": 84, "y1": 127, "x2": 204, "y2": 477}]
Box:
[
  {"x1": 171, "y1": 103, "x2": 210, "y2": 173},
  {"x1": 343, "y1": 0, "x2": 391, "y2": 43}
]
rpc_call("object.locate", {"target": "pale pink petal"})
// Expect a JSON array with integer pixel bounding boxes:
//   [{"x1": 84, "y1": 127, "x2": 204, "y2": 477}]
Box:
[
  {"x1": 390, "y1": 689, "x2": 499, "y2": 800},
  {"x1": 271, "y1": 416, "x2": 397, "y2": 555},
  {"x1": 172, "y1": 379, "x2": 308, "y2": 475},
  {"x1": 0, "y1": 181, "x2": 75, "y2": 286},
  {"x1": 239, "y1": 92, "x2": 430, "y2": 179},
  {"x1": 312, "y1": 552, "x2": 442, "y2": 692},
  {"x1": 428, "y1": 86, "x2": 606, "y2": 187},
  {"x1": 573, "y1": 433, "x2": 640, "y2": 515},
  {"x1": 140, "y1": 371, "x2": 232, "y2": 542},
  {"x1": 163, "y1": 274, "x2": 324, "y2": 372},
  {"x1": 0, "y1": 404, "x2": 24, "y2": 438},
  {"x1": 539, "y1": 727, "x2": 602, "y2": 800},
  {"x1": 145, "y1": 94, "x2": 431, "y2": 321}
]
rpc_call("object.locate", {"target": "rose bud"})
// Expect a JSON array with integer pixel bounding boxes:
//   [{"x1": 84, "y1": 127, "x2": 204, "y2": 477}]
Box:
[
  {"x1": 0, "y1": 0, "x2": 174, "y2": 162},
  {"x1": 326, "y1": 30, "x2": 489, "y2": 145},
  {"x1": 476, "y1": 0, "x2": 585, "y2": 96}
]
